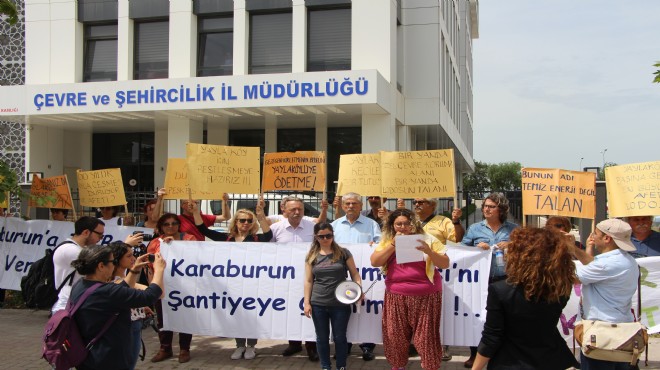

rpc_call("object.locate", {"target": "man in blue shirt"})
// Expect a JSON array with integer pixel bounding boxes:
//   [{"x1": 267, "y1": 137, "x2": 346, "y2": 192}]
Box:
[
  {"x1": 626, "y1": 216, "x2": 660, "y2": 257},
  {"x1": 571, "y1": 218, "x2": 639, "y2": 370},
  {"x1": 331, "y1": 192, "x2": 380, "y2": 361}
]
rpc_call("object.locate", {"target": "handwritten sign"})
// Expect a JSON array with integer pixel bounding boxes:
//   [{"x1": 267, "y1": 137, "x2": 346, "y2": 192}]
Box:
[
  {"x1": 76, "y1": 168, "x2": 126, "y2": 207},
  {"x1": 28, "y1": 175, "x2": 74, "y2": 209},
  {"x1": 262, "y1": 152, "x2": 326, "y2": 192},
  {"x1": 380, "y1": 149, "x2": 456, "y2": 198},
  {"x1": 522, "y1": 168, "x2": 596, "y2": 218},
  {"x1": 163, "y1": 158, "x2": 215, "y2": 200},
  {"x1": 337, "y1": 153, "x2": 380, "y2": 196},
  {"x1": 605, "y1": 161, "x2": 660, "y2": 217},
  {"x1": 186, "y1": 143, "x2": 261, "y2": 197}
]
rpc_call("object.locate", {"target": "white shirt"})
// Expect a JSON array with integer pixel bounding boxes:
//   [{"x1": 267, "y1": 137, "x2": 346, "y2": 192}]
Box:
[
  {"x1": 51, "y1": 239, "x2": 83, "y2": 313},
  {"x1": 269, "y1": 217, "x2": 316, "y2": 243},
  {"x1": 267, "y1": 214, "x2": 315, "y2": 224}
]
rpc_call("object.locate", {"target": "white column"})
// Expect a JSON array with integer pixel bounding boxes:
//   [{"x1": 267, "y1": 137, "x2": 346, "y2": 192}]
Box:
[
  {"x1": 167, "y1": 116, "x2": 204, "y2": 158},
  {"x1": 117, "y1": 0, "x2": 133, "y2": 80},
  {"x1": 233, "y1": 0, "x2": 248, "y2": 75},
  {"x1": 362, "y1": 113, "x2": 397, "y2": 153},
  {"x1": 169, "y1": 0, "x2": 196, "y2": 78},
  {"x1": 291, "y1": 0, "x2": 306, "y2": 73},
  {"x1": 264, "y1": 115, "x2": 277, "y2": 153},
  {"x1": 352, "y1": 0, "x2": 396, "y2": 82},
  {"x1": 25, "y1": 0, "x2": 51, "y2": 84},
  {"x1": 315, "y1": 114, "x2": 327, "y2": 151},
  {"x1": 27, "y1": 125, "x2": 64, "y2": 178},
  {"x1": 206, "y1": 116, "x2": 229, "y2": 145},
  {"x1": 49, "y1": 0, "x2": 81, "y2": 83},
  {"x1": 153, "y1": 114, "x2": 168, "y2": 188}
]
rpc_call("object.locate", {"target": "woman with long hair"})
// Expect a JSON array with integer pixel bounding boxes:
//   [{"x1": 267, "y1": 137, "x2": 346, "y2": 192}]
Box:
[
  {"x1": 136, "y1": 199, "x2": 158, "y2": 230},
  {"x1": 471, "y1": 227, "x2": 579, "y2": 370},
  {"x1": 69, "y1": 244, "x2": 164, "y2": 370},
  {"x1": 370, "y1": 208, "x2": 450, "y2": 370},
  {"x1": 304, "y1": 223, "x2": 362, "y2": 370},
  {"x1": 146, "y1": 213, "x2": 196, "y2": 363}
]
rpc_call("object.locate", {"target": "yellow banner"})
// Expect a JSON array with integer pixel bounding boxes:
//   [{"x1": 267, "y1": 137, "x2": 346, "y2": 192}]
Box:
[
  {"x1": 522, "y1": 168, "x2": 596, "y2": 218},
  {"x1": 163, "y1": 158, "x2": 217, "y2": 200},
  {"x1": 77, "y1": 168, "x2": 127, "y2": 207},
  {"x1": 380, "y1": 149, "x2": 456, "y2": 198},
  {"x1": 337, "y1": 153, "x2": 380, "y2": 196},
  {"x1": 262, "y1": 151, "x2": 326, "y2": 192},
  {"x1": 186, "y1": 143, "x2": 261, "y2": 197},
  {"x1": 28, "y1": 175, "x2": 74, "y2": 209},
  {"x1": 605, "y1": 161, "x2": 660, "y2": 217}
]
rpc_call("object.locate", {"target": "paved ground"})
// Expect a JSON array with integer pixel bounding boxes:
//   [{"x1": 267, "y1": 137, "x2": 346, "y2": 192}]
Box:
[{"x1": 3, "y1": 308, "x2": 659, "y2": 370}]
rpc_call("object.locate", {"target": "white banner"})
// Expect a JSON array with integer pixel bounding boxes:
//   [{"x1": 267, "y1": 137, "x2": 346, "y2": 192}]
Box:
[{"x1": 0, "y1": 217, "x2": 153, "y2": 290}]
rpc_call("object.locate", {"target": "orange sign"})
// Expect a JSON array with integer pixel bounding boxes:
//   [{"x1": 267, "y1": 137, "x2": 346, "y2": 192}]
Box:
[
  {"x1": 28, "y1": 175, "x2": 74, "y2": 209},
  {"x1": 522, "y1": 168, "x2": 596, "y2": 218},
  {"x1": 262, "y1": 151, "x2": 326, "y2": 192}
]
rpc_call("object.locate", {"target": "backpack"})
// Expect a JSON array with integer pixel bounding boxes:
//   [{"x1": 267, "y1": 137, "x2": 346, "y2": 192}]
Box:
[
  {"x1": 42, "y1": 282, "x2": 117, "y2": 370},
  {"x1": 21, "y1": 241, "x2": 76, "y2": 309}
]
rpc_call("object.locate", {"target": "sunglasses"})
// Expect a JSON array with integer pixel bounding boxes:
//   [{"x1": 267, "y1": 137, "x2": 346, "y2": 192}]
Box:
[
  {"x1": 237, "y1": 218, "x2": 253, "y2": 224},
  {"x1": 413, "y1": 200, "x2": 429, "y2": 205},
  {"x1": 162, "y1": 221, "x2": 180, "y2": 227},
  {"x1": 90, "y1": 229, "x2": 104, "y2": 238},
  {"x1": 551, "y1": 223, "x2": 565, "y2": 229},
  {"x1": 367, "y1": 196, "x2": 380, "y2": 200},
  {"x1": 316, "y1": 234, "x2": 334, "y2": 240},
  {"x1": 103, "y1": 258, "x2": 118, "y2": 265}
]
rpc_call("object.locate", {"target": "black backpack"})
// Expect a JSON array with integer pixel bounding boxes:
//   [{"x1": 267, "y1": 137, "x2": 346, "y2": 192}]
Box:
[{"x1": 21, "y1": 241, "x2": 76, "y2": 309}]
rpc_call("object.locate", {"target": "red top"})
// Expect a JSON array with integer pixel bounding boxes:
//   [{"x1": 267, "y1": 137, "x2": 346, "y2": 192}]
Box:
[{"x1": 177, "y1": 213, "x2": 216, "y2": 241}]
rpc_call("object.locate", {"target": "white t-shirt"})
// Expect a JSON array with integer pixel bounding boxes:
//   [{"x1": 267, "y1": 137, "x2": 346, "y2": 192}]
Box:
[
  {"x1": 267, "y1": 214, "x2": 315, "y2": 224},
  {"x1": 51, "y1": 239, "x2": 83, "y2": 313},
  {"x1": 99, "y1": 216, "x2": 122, "y2": 225}
]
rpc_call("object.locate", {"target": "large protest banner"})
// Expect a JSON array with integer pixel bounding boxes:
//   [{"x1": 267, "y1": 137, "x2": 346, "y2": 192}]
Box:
[
  {"x1": 380, "y1": 149, "x2": 456, "y2": 199},
  {"x1": 186, "y1": 143, "x2": 261, "y2": 197},
  {"x1": 336, "y1": 153, "x2": 380, "y2": 196},
  {"x1": 77, "y1": 168, "x2": 127, "y2": 207},
  {"x1": 605, "y1": 161, "x2": 660, "y2": 217},
  {"x1": 28, "y1": 174, "x2": 74, "y2": 209},
  {"x1": 521, "y1": 168, "x2": 596, "y2": 218},
  {"x1": 163, "y1": 158, "x2": 215, "y2": 200},
  {"x1": 262, "y1": 151, "x2": 326, "y2": 192},
  {"x1": 0, "y1": 217, "x2": 152, "y2": 290}
]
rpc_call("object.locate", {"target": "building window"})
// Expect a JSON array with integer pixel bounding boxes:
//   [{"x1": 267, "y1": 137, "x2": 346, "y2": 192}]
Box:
[
  {"x1": 249, "y1": 12, "x2": 292, "y2": 74},
  {"x1": 198, "y1": 16, "x2": 233, "y2": 77},
  {"x1": 134, "y1": 20, "x2": 169, "y2": 80},
  {"x1": 307, "y1": 7, "x2": 351, "y2": 72},
  {"x1": 83, "y1": 24, "x2": 118, "y2": 82},
  {"x1": 327, "y1": 127, "x2": 361, "y2": 192},
  {"x1": 92, "y1": 132, "x2": 154, "y2": 191}
]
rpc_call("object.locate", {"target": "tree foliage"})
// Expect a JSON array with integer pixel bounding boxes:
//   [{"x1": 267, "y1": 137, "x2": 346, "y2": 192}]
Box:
[
  {"x1": 598, "y1": 161, "x2": 617, "y2": 181},
  {"x1": 462, "y1": 161, "x2": 491, "y2": 197},
  {"x1": 487, "y1": 162, "x2": 522, "y2": 191},
  {"x1": 0, "y1": 0, "x2": 18, "y2": 25}
]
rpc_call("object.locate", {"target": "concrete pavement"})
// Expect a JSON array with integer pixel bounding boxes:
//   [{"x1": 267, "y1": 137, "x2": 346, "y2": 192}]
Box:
[{"x1": 3, "y1": 308, "x2": 658, "y2": 370}]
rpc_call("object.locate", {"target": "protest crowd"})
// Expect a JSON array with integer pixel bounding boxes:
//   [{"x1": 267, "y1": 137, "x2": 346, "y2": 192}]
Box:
[{"x1": 0, "y1": 152, "x2": 658, "y2": 370}]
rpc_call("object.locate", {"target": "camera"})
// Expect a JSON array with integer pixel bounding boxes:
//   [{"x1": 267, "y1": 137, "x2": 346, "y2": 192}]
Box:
[
  {"x1": 148, "y1": 254, "x2": 155, "y2": 263},
  {"x1": 132, "y1": 230, "x2": 154, "y2": 242}
]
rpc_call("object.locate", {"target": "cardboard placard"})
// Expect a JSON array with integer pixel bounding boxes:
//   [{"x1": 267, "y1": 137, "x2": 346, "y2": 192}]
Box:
[
  {"x1": 186, "y1": 143, "x2": 261, "y2": 197},
  {"x1": 605, "y1": 161, "x2": 660, "y2": 217},
  {"x1": 163, "y1": 158, "x2": 215, "y2": 200},
  {"x1": 521, "y1": 168, "x2": 596, "y2": 218},
  {"x1": 337, "y1": 153, "x2": 381, "y2": 196},
  {"x1": 77, "y1": 168, "x2": 127, "y2": 207},
  {"x1": 380, "y1": 149, "x2": 456, "y2": 198},
  {"x1": 262, "y1": 151, "x2": 326, "y2": 192},
  {"x1": 28, "y1": 175, "x2": 74, "y2": 209}
]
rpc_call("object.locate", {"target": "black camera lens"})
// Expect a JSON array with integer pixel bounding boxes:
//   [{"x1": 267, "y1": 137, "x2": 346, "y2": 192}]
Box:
[
  {"x1": 148, "y1": 254, "x2": 155, "y2": 263},
  {"x1": 141, "y1": 234, "x2": 154, "y2": 242}
]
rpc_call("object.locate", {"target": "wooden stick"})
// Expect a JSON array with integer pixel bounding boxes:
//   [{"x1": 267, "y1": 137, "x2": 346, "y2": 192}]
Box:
[{"x1": 64, "y1": 174, "x2": 77, "y2": 220}]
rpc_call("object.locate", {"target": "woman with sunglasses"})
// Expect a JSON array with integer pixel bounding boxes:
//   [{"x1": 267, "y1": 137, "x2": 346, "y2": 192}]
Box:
[
  {"x1": 370, "y1": 209, "x2": 450, "y2": 370},
  {"x1": 147, "y1": 213, "x2": 196, "y2": 363},
  {"x1": 304, "y1": 222, "x2": 362, "y2": 370},
  {"x1": 69, "y1": 244, "x2": 165, "y2": 370},
  {"x1": 191, "y1": 200, "x2": 271, "y2": 360},
  {"x1": 544, "y1": 216, "x2": 585, "y2": 255}
]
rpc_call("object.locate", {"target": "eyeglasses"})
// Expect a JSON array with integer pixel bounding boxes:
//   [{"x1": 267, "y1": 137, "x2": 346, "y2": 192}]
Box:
[
  {"x1": 367, "y1": 196, "x2": 380, "y2": 200},
  {"x1": 413, "y1": 200, "x2": 429, "y2": 205},
  {"x1": 162, "y1": 221, "x2": 180, "y2": 227},
  {"x1": 237, "y1": 218, "x2": 253, "y2": 224},
  {"x1": 90, "y1": 229, "x2": 104, "y2": 238},
  {"x1": 343, "y1": 202, "x2": 359, "y2": 206},
  {"x1": 102, "y1": 258, "x2": 118, "y2": 265},
  {"x1": 394, "y1": 222, "x2": 412, "y2": 228},
  {"x1": 483, "y1": 204, "x2": 498, "y2": 209},
  {"x1": 316, "y1": 234, "x2": 334, "y2": 240}
]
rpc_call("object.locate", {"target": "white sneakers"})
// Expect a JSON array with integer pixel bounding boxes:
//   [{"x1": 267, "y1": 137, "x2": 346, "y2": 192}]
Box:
[{"x1": 231, "y1": 346, "x2": 256, "y2": 360}]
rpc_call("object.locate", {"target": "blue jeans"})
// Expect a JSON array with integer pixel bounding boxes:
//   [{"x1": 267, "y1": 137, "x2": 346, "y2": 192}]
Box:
[
  {"x1": 129, "y1": 319, "x2": 142, "y2": 370},
  {"x1": 580, "y1": 352, "x2": 630, "y2": 370},
  {"x1": 311, "y1": 304, "x2": 351, "y2": 369}
]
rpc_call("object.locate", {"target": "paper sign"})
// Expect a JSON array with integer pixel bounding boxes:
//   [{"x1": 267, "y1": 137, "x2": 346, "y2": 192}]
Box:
[
  {"x1": 0, "y1": 192, "x2": 7, "y2": 208},
  {"x1": 76, "y1": 168, "x2": 126, "y2": 207},
  {"x1": 262, "y1": 151, "x2": 326, "y2": 192},
  {"x1": 521, "y1": 168, "x2": 596, "y2": 218},
  {"x1": 28, "y1": 175, "x2": 74, "y2": 209},
  {"x1": 163, "y1": 158, "x2": 215, "y2": 200},
  {"x1": 186, "y1": 143, "x2": 261, "y2": 197},
  {"x1": 605, "y1": 161, "x2": 660, "y2": 217},
  {"x1": 394, "y1": 234, "x2": 425, "y2": 264},
  {"x1": 380, "y1": 149, "x2": 456, "y2": 198},
  {"x1": 337, "y1": 153, "x2": 380, "y2": 196}
]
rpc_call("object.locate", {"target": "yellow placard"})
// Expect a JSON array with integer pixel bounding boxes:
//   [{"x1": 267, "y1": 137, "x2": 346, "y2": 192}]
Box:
[
  {"x1": 380, "y1": 149, "x2": 456, "y2": 198},
  {"x1": 605, "y1": 161, "x2": 660, "y2": 217},
  {"x1": 522, "y1": 168, "x2": 596, "y2": 218},
  {"x1": 28, "y1": 175, "x2": 74, "y2": 209},
  {"x1": 186, "y1": 143, "x2": 261, "y2": 197},
  {"x1": 163, "y1": 158, "x2": 216, "y2": 200},
  {"x1": 262, "y1": 151, "x2": 326, "y2": 192},
  {"x1": 337, "y1": 153, "x2": 380, "y2": 196},
  {"x1": 77, "y1": 168, "x2": 127, "y2": 207},
  {"x1": 0, "y1": 192, "x2": 8, "y2": 208}
]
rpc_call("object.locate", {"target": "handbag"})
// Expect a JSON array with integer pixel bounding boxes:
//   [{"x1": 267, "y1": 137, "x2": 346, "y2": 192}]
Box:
[{"x1": 574, "y1": 320, "x2": 647, "y2": 365}]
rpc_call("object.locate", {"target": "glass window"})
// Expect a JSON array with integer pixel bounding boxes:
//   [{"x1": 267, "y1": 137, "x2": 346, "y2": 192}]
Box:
[
  {"x1": 307, "y1": 7, "x2": 351, "y2": 72},
  {"x1": 327, "y1": 127, "x2": 360, "y2": 193},
  {"x1": 134, "y1": 20, "x2": 169, "y2": 80},
  {"x1": 249, "y1": 12, "x2": 292, "y2": 74},
  {"x1": 92, "y1": 132, "x2": 154, "y2": 190},
  {"x1": 198, "y1": 16, "x2": 233, "y2": 77},
  {"x1": 277, "y1": 128, "x2": 314, "y2": 152},
  {"x1": 83, "y1": 24, "x2": 118, "y2": 82}
]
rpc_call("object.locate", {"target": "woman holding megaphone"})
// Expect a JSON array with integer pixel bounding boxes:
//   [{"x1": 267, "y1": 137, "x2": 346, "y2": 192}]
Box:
[{"x1": 304, "y1": 223, "x2": 362, "y2": 370}]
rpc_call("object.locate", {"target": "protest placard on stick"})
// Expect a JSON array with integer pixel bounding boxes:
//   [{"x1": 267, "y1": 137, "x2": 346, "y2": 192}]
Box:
[
  {"x1": 522, "y1": 168, "x2": 596, "y2": 219},
  {"x1": 380, "y1": 149, "x2": 456, "y2": 198},
  {"x1": 186, "y1": 143, "x2": 261, "y2": 197},
  {"x1": 163, "y1": 158, "x2": 215, "y2": 200},
  {"x1": 262, "y1": 151, "x2": 326, "y2": 192},
  {"x1": 28, "y1": 174, "x2": 74, "y2": 209},
  {"x1": 337, "y1": 153, "x2": 380, "y2": 196},
  {"x1": 77, "y1": 168, "x2": 126, "y2": 207},
  {"x1": 605, "y1": 160, "x2": 660, "y2": 217}
]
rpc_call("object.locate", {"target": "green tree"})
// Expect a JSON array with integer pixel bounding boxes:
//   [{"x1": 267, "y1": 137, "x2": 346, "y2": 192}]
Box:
[
  {"x1": 0, "y1": 0, "x2": 18, "y2": 25},
  {"x1": 487, "y1": 161, "x2": 522, "y2": 191},
  {"x1": 598, "y1": 161, "x2": 617, "y2": 181},
  {"x1": 654, "y1": 62, "x2": 660, "y2": 83},
  {"x1": 462, "y1": 161, "x2": 491, "y2": 198}
]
